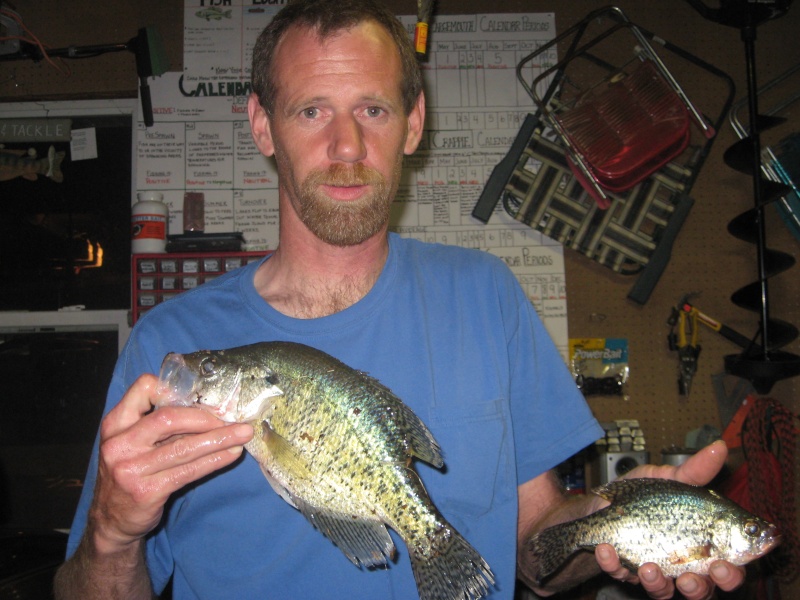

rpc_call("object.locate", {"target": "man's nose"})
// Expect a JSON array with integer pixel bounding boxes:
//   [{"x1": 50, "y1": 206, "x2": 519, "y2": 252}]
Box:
[{"x1": 327, "y1": 114, "x2": 367, "y2": 162}]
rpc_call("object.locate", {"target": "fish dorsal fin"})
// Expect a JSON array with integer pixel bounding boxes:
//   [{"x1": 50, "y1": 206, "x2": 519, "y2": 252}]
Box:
[
  {"x1": 591, "y1": 478, "x2": 647, "y2": 502},
  {"x1": 347, "y1": 368, "x2": 444, "y2": 469},
  {"x1": 394, "y1": 401, "x2": 444, "y2": 468},
  {"x1": 591, "y1": 478, "x2": 684, "y2": 503}
]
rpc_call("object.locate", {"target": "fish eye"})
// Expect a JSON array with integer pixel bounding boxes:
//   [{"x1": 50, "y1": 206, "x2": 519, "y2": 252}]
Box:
[
  {"x1": 744, "y1": 521, "x2": 761, "y2": 536},
  {"x1": 200, "y1": 357, "x2": 216, "y2": 377},
  {"x1": 265, "y1": 370, "x2": 279, "y2": 386}
]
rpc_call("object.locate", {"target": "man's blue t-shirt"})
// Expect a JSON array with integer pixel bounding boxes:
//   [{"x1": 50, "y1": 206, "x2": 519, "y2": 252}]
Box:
[{"x1": 67, "y1": 234, "x2": 602, "y2": 599}]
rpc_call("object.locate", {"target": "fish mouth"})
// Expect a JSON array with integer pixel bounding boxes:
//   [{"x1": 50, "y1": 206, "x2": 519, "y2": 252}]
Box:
[
  {"x1": 761, "y1": 524, "x2": 782, "y2": 553},
  {"x1": 157, "y1": 353, "x2": 201, "y2": 406}
]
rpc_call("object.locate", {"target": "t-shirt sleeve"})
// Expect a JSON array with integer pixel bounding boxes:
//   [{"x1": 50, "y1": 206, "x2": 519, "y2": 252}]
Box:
[{"x1": 498, "y1": 265, "x2": 603, "y2": 484}]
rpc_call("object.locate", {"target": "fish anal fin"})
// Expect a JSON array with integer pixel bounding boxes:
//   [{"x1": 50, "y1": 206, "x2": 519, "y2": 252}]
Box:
[
  {"x1": 297, "y1": 502, "x2": 395, "y2": 569},
  {"x1": 251, "y1": 420, "x2": 394, "y2": 569}
]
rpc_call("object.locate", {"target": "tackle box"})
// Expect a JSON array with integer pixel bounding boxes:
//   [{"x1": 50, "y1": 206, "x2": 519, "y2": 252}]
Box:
[{"x1": 131, "y1": 251, "x2": 271, "y2": 323}]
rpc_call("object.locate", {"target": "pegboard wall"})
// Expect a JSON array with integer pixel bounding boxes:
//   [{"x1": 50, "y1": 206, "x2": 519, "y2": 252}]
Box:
[{"x1": 0, "y1": 0, "x2": 183, "y2": 100}]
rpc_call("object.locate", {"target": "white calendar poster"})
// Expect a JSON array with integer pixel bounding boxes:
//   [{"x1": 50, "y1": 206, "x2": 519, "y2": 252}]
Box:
[{"x1": 137, "y1": 5, "x2": 568, "y2": 353}]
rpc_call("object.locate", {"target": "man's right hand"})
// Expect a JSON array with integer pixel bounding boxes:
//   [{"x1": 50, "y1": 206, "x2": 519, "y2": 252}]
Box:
[
  {"x1": 89, "y1": 373, "x2": 254, "y2": 553},
  {"x1": 55, "y1": 374, "x2": 253, "y2": 600}
]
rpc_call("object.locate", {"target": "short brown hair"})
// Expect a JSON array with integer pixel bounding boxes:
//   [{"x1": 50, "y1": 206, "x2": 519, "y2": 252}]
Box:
[{"x1": 251, "y1": 0, "x2": 423, "y2": 116}]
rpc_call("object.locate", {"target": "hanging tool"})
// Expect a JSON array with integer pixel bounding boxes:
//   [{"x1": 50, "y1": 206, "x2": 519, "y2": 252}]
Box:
[
  {"x1": 668, "y1": 294, "x2": 758, "y2": 396},
  {"x1": 414, "y1": 0, "x2": 435, "y2": 60},
  {"x1": 669, "y1": 300, "x2": 701, "y2": 396}
]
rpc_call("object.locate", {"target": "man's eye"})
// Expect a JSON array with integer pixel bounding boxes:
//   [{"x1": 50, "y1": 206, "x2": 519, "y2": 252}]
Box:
[
  {"x1": 366, "y1": 106, "x2": 384, "y2": 117},
  {"x1": 302, "y1": 107, "x2": 319, "y2": 119}
]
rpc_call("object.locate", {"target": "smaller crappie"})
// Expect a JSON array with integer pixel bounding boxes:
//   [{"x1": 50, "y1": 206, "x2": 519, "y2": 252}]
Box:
[
  {"x1": 526, "y1": 478, "x2": 779, "y2": 584},
  {"x1": 157, "y1": 341, "x2": 495, "y2": 600}
]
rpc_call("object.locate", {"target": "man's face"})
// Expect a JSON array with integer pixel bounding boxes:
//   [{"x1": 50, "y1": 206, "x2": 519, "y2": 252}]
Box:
[{"x1": 250, "y1": 21, "x2": 424, "y2": 247}]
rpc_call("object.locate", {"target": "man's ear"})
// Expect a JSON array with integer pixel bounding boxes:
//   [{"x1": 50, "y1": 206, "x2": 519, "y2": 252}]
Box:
[
  {"x1": 403, "y1": 92, "x2": 426, "y2": 155},
  {"x1": 248, "y1": 93, "x2": 275, "y2": 157}
]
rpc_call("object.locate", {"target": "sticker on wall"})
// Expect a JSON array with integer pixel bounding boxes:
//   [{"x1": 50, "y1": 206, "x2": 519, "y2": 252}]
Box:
[{"x1": 569, "y1": 338, "x2": 630, "y2": 400}]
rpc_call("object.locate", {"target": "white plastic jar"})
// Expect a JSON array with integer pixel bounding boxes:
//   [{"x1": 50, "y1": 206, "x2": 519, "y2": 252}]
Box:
[{"x1": 131, "y1": 192, "x2": 169, "y2": 253}]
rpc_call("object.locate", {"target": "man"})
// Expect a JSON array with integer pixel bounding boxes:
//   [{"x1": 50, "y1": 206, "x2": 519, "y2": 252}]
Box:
[{"x1": 55, "y1": 1, "x2": 746, "y2": 598}]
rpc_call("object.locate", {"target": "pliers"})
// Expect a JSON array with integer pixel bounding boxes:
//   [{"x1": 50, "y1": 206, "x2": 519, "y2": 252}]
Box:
[{"x1": 668, "y1": 302, "x2": 701, "y2": 396}]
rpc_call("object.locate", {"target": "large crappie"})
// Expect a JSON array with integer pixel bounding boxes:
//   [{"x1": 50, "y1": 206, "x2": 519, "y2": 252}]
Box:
[
  {"x1": 526, "y1": 478, "x2": 780, "y2": 584},
  {"x1": 157, "y1": 341, "x2": 495, "y2": 600}
]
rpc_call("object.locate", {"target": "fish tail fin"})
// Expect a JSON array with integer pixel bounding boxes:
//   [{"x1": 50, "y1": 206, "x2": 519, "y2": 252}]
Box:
[
  {"x1": 410, "y1": 526, "x2": 494, "y2": 600},
  {"x1": 525, "y1": 521, "x2": 582, "y2": 585},
  {"x1": 48, "y1": 149, "x2": 65, "y2": 183}
]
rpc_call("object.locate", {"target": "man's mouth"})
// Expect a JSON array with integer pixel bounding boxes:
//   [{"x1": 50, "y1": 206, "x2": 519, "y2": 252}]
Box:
[{"x1": 320, "y1": 182, "x2": 370, "y2": 201}]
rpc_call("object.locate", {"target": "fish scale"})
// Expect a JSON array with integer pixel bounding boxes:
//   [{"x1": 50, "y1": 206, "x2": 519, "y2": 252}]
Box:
[
  {"x1": 158, "y1": 341, "x2": 495, "y2": 600},
  {"x1": 526, "y1": 478, "x2": 780, "y2": 584}
]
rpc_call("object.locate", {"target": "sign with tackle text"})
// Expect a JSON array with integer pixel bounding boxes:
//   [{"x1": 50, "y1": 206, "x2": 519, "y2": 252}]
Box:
[{"x1": 0, "y1": 118, "x2": 72, "y2": 142}]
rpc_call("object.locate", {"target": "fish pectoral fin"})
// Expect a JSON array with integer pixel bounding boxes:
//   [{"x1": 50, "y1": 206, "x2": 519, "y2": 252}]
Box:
[
  {"x1": 297, "y1": 503, "x2": 395, "y2": 569},
  {"x1": 257, "y1": 421, "x2": 315, "y2": 510},
  {"x1": 261, "y1": 421, "x2": 313, "y2": 479},
  {"x1": 616, "y1": 555, "x2": 641, "y2": 573}
]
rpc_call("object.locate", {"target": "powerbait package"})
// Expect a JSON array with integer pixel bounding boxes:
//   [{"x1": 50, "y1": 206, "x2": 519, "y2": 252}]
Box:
[{"x1": 569, "y1": 338, "x2": 630, "y2": 400}]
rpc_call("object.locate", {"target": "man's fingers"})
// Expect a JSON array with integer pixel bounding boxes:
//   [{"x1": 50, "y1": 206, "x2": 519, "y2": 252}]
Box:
[
  {"x1": 673, "y1": 440, "x2": 728, "y2": 487},
  {"x1": 675, "y1": 572, "x2": 715, "y2": 600},
  {"x1": 637, "y1": 563, "x2": 676, "y2": 599},
  {"x1": 595, "y1": 544, "x2": 640, "y2": 584},
  {"x1": 709, "y1": 561, "x2": 746, "y2": 591},
  {"x1": 141, "y1": 440, "x2": 247, "y2": 497},
  {"x1": 101, "y1": 374, "x2": 162, "y2": 438},
  {"x1": 630, "y1": 439, "x2": 729, "y2": 486},
  {"x1": 104, "y1": 418, "x2": 253, "y2": 481}
]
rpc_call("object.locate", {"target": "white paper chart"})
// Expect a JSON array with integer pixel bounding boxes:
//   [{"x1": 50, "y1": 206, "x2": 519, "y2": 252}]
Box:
[{"x1": 136, "y1": 3, "x2": 569, "y2": 353}]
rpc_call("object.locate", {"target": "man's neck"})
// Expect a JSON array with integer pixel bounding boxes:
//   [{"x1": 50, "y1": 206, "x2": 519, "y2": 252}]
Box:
[{"x1": 254, "y1": 226, "x2": 390, "y2": 319}]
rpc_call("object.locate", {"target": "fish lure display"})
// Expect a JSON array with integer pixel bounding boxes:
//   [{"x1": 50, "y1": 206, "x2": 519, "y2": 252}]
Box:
[{"x1": 0, "y1": 146, "x2": 65, "y2": 183}]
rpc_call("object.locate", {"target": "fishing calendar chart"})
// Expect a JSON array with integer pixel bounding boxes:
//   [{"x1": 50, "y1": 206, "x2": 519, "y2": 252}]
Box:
[{"x1": 136, "y1": 2, "x2": 569, "y2": 352}]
